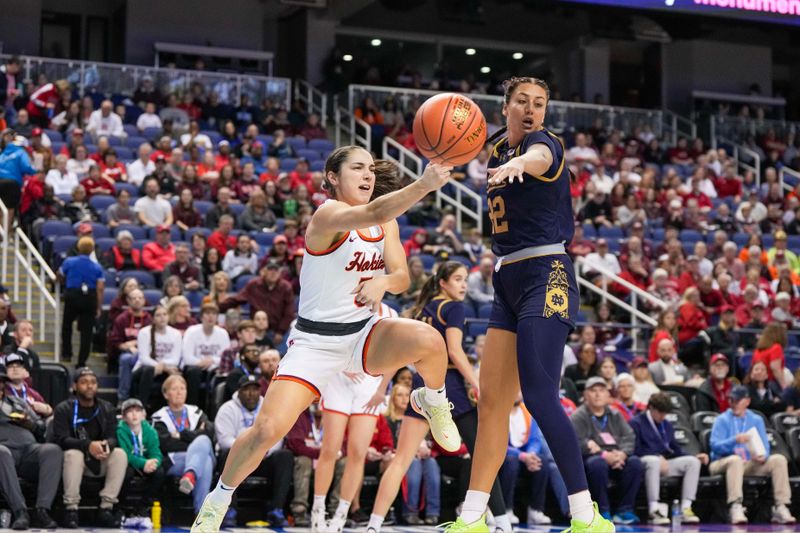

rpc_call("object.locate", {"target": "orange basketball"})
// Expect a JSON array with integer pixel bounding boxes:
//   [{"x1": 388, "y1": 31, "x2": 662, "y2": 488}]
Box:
[{"x1": 413, "y1": 92, "x2": 487, "y2": 166}]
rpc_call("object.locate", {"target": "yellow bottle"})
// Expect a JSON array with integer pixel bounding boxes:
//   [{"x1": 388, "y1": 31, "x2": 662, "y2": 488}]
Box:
[{"x1": 151, "y1": 500, "x2": 162, "y2": 529}]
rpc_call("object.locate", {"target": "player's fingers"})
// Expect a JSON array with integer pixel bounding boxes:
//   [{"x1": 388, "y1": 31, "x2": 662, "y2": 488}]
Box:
[
  {"x1": 351, "y1": 282, "x2": 365, "y2": 294},
  {"x1": 486, "y1": 167, "x2": 498, "y2": 176}
]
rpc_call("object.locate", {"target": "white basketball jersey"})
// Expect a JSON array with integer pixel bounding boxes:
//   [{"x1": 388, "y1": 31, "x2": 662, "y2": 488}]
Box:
[{"x1": 298, "y1": 224, "x2": 386, "y2": 323}]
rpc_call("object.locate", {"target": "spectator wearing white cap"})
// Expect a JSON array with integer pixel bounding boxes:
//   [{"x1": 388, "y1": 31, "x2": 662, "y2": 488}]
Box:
[{"x1": 610, "y1": 373, "x2": 646, "y2": 422}]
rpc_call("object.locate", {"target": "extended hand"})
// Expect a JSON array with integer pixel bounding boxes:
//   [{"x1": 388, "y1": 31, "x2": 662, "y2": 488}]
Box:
[
  {"x1": 487, "y1": 158, "x2": 526, "y2": 186},
  {"x1": 419, "y1": 163, "x2": 452, "y2": 192}
]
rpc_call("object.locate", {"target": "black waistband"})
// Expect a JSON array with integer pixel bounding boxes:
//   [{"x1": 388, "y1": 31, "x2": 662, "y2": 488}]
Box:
[{"x1": 295, "y1": 316, "x2": 371, "y2": 336}]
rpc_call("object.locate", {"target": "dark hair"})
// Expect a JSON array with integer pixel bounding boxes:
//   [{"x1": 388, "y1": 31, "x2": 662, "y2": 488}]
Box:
[
  {"x1": 371, "y1": 159, "x2": 403, "y2": 200},
  {"x1": 392, "y1": 367, "x2": 412, "y2": 384},
  {"x1": 323, "y1": 145, "x2": 366, "y2": 198},
  {"x1": 409, "y1": 261, "x2": 468, "y2": 319},
  {"x1": 502, "y1": 77, "x2": 551, "y2": 104},
  {"x1": 143, "y1": 176, "x2": 159, "y2": 189},
  {"x1": 647, "y1": 392, "x2": 673, "y2": 413}
]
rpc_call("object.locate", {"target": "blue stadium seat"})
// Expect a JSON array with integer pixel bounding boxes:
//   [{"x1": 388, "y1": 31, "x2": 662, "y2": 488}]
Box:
[
  {"x1": 123, "y1": 124, "x2": 139, "y2": 138},
  {"x1": 463, "y1": 304, "x2": 476, "y2": 319},
  {"x1": 419, "y1": 254, "x2": 436, "y2": 271},
  {"x1": 44, "y1": 129, "x2": 62, "y2": 142},
  {"x1": 607, "y1": 239, "x2": 621, "y2": 253},
  {"x1": 125, "y1": 272, "x2": 156, "y2": 290},
  {"x1": 582, "y1": 224, "x2": 597, "y2": 239},
  {"x1": 107, "y1": 136, "x2": 123, "y2": 146},
  {"x1": 185, "y1": 290, "x2": 207, "y2": 311},
  {"x1": 733, "y1": 233, "x2": 750, "y2": 247},
  {"x1": 142, "y1": 289, "x2": 162, "y2": 305},
  {"x1": 310, "y1": 160, "x2": 325, "y2": 172},
  {"x1": 762, "y1": 235, "x2": 775, "y2": 249},
  {"x1": 115, "y1": 182, "x2": 139, "y2": 198},
  {"x1": 788, "y1": 235, "x2": 800, "y2": 250},
  {"x1": 95, "y1": 237, "x2": 115, "y2": 254},
  {"x1": 451, "y1": 255, "x2": 473, "y2": 268},
  {"x1": 598, "y1": 226, "x2": 624, "y2": 240},
  {"x1": 40, "y1": 220, "x2": 73, "y2": 241},
  {"x1": 279, "y1": 158, "x2": 298, "y2": 172},
  {"x1": 185, "y1": 227, "x2": 212, "y2": 242},
  {"x1": 235, "y1": 275, "x2": 254, "y2": 291},
  {"x1": 297, "y1": 149, "x2": 319, "y2": 161},
  {"x1": 274, "y1": 219, "x2": 285, "y2": 233},
  {"x1": 396, "y1": 215, "x2": 409, "y2": 226},
  {"x1": 146, "y1": 225, "x2": 181, "y2": 241},
  {"x1": 132, "y1": 239, "x2": 149, "y2": 251},
  {"x1": 202, "y1": 131, "x2": 223, "y2": 146},
  {"x1": 194, "y1": 201, "x2": 214, "y2": 216},
  {"x1": 126, "y1": 136, "x2": 148, "y2": 149},
  {"x1": 51, "y1": 141, "x2": 65, "y2": 155},
  {"x1": 251, "y1": 232, "x2": 277, "y2": 247},
  {"x1": 651, "y1": 228, "x2": 665, "y2": 242},
  {"x1": 478, "y1": 304, "x2": 493, "y2": 319},
  {"x1": 56, "y1": 194, "x2": 72, "y2": 204},
  {"x1": 287, "y1": 137, "x2": 307, "y2": 151},
  {"x1": 229, "y1": 204, "x2": 245, "y2": 217},
  {"x1": 115, "y1": 146, "x2": 134, "y2": 161},
  {"x1": 679, "y1": 229, "x2": 703, "y2": 243},
  {"x1": 399, "y1": 225, "x2": 421, "y2": 241},
  {"x1": 89, "y1": 195, "x2": 116, "y2": 213},
  {"x1": 52, "y1": 236, "x2": 77, "y2": 258},
  {"x1": 308, "y1": 139, "x2": 334, "y2": 153},
  {"x1": 103, "y1": 271, "x2": 118, "y2": 287},
  {"x1": 102, "y1": 288, "x2": 119, "y2": 308},
  {"x1": 72, "y1": 221, "x2": 110, "y2": 239},
  {"x1": 142, "y1": 127, "x2": 161, "y2": 140},
  {"x1": 256, "y1": 135, "x2": 274, "y2": 147},
  {"x1": 113, "y1": 224, "x2": 146, "y2": 240}
]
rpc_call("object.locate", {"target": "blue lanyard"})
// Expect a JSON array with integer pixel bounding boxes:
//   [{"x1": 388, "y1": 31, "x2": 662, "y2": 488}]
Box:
[
  {"x1": 240, "y1": 404, "x2": 259, "y2": 428},
  {"x1": 10, "y1": 385, "x2": 27, "y2": 403},
  {"x1": 617, "y1": 401, "x2": 635, "y2": 419},
  {"x1": 72, "y1": 401, "x2": 100, "y2": 428},
  {"x1": 131, "y1": 429, "x2": 141, "y2": 456},
  {"x1": 592, "y1": 414, "x2": 608, "y2": 430},
  {"x1": 167, "y1": 407, "x2": 188, "y2": 432}
]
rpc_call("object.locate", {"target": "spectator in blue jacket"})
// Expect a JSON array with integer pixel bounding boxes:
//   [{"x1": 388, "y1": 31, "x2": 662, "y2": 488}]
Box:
[
  {"x1": 708, "y1": 385, "x2": 795, "y2": 524},
  {"x1": 629, "y1": 393, "x2": 705, "y2": 526},
  {"x1": 499, "y1": 397, "x2": 568, "y2": 526},
  {"x1": 0, "y1": 129, "x2": 37, "y2": 226}
]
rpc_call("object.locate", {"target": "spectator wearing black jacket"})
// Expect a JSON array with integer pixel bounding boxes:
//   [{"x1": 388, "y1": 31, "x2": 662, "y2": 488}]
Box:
[
  {"x1": 52, "y1": 368, "x2": 125, "y2": 528},
  {"x1": 695, "y1": 354, "x2": 738, "y2": 413},
  {"x1": 0, "y1": 371, "x2": 60, "y2": 529},
  {"x1": 705, "y1": 306, "x2": 740, "y2": 364},
  {"x1": 223, "y1": 343, "x2": 260, "y2": 403},
  {"x1": 151, "y1": 374, "x2": 215, "y2": 515}
]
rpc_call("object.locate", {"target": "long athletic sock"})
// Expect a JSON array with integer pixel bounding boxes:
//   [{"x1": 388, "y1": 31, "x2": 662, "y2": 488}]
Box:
[
  {"x1": 333, "y1": 499, "x2": 351, "y2": 519},
  {"x1": 568, "y1": 491, "x2": 595, "y2": 524},
  {"x1": 367, "y1": 513, "x2": 384, "y2": 532},
  {"x1": 207, "y1": 480, "x2": 236, "y2": 507},
  {"x1": 424, "y1": 385, "x2": 447, "y2": 406},
  {"x1": 312, "y1": 495, "x2": 326, "y2": 512},
  {"x1": 460, "y1": 490, "x2": 490, "y2": 523},
  {"x1": 682, "y1": 499, "x2": 693, "y2": 511}
]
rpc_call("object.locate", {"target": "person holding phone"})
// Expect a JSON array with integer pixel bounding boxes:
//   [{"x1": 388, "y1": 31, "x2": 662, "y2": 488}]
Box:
[{"x1": 52, "y1": 367, "x2": 127, "y2": 528}]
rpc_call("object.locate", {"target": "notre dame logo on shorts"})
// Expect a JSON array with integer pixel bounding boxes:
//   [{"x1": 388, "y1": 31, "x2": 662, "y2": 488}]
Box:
[{"x1": 543, "y1": 260, "x2": 569, "y2": 320}]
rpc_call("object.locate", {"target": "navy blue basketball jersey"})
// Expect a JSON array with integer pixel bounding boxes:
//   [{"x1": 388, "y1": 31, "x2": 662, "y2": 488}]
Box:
[
  {"x1": 419, "y1": 296, "x2": 466, "y2": 340},
  {"x1": 486, "y1": 129, "x2": 575, "y2": 256}
]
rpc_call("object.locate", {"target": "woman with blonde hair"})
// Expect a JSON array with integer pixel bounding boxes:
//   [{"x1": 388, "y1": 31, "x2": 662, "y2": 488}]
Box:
[
  {"x1": 167, "y1": 295, "x2": 196, "y2": 333},
  {"x1": 753, "y1": 322, "x2": 790, "y2": 387},
  {"x1": 203, "y1": 271, "x2": 233, "y2": 307}
]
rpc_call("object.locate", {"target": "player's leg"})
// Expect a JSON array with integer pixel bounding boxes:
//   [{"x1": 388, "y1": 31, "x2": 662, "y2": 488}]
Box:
[
  {"x1": 456, "y1": 327, "x2": 519, "y2": 528},
  {"x1": 517, "y1": 316, "x2": 610, "y2": 530},
  {"x1": 362, "y1": 318, "x2": 458, "y2": 450},
  {"x1": 190, "y1": 380, "x2": 316, "y2": 532},
  {"x1": 313, "y1": 410, "x2": 349, "y2": 527},
  {"x1": 326, "y1": 415, "x2": 379, "y2": 532},
  {"x1": 366, "y1": 416, "x2": 431, "y2": 533}
]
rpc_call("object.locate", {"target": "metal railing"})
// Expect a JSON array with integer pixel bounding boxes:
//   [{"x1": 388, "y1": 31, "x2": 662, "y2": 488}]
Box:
[
  {"x1": 348, "y1": 84, "x2": 673, "y2": 138},
  {"x1": 574, "y1": 256, "x2": 667, "y2": 352},
  {"x1": 11, "y1": 227, "x2": 61, "y2": 361},
  {"x1": 780, "y1": 167, "x2": 800, "y2": 195},
  {"x1": 709, "y1": 115, "x2": 799, "y2": 145},
  {"x1": 662, "y1": 110, "x2": 697, "y2": 146},
  {"x1": 2, "y1": 54, "x2": 292, "y2": 109},
  {"x1": 382, "y1": 137, "x2": 483, "y2": 233},
  {"x1": 294, "y1": 79, "x2": 328, "y2": 127},
  {"x1": 333, "y1": 103, "x2": 371, "y2": 150},
  {"x1": 715, "y1": 136, "x2": 762, "y2": 189}
]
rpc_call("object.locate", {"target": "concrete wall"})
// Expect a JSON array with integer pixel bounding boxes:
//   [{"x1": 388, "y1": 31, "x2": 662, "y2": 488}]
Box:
[{"x1": 0, "y1": 0, "x2": 43, "y2": 55}]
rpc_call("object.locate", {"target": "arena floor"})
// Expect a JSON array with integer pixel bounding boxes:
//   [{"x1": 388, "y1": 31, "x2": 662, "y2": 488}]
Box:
[{"x1": 31, "y1": 525, "x2": 800, "y2": 532}]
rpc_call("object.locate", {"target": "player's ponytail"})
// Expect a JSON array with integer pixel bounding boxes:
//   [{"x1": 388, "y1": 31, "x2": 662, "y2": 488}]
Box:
[
  {"x1": 371, "y1": 159, "x2": 403, "y2": 200},
  {"x1": 409, "y1": 261, "x2": 467, "y2": 320}
]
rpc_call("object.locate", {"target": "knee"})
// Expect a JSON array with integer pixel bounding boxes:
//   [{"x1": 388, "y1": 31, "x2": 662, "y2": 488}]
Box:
[
  {"x1": 686, "y1": 455, "x2": 701, "y2": 471},
  {"x1": 295, "y1": 456, "x2": 312, "y2": 471},
  {"x1": 728, "y1": 455, "x2": 745, "y2": 471},
  {"x1": 641, "y1": 455, "x2": 660, "y2": 471},
  {"x1": 625, "y1": 455, "x2": 643, "y2": 473},
  {"x1": 0, "y1": 444, "x2": 12, "y2": 463},
  {"x1": 585, "y1": 456, "x2": 608, "y2": 476},
  {"x1": 42, "y1": 443, "x2": 64, "y2": 461},
  {"x1": 318, "y1": 443, "x2": 340, "y2": 462},
  {"x1": 190, "y1": 434, "x2": 213, "y2": 452},
  {"x1": 416, "y1": 324, "x2": 446, "y2": 357},
  {"x1": 768, "y1": 454, "x2": 788, "y2": 469}
]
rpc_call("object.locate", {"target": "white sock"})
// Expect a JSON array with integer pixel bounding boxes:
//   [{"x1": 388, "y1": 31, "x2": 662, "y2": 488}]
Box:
[
  {"x1": 494, "y1": 513, "x2": 512, "y2": 532},
  {"x1": 648, "y1": 501, "x2": 660, "y2": 514},
  {"x1": 460, "y1": 490, "x2": 490, "y2": 523},
  {"x1": 568, "y1": 490, "x2": 595, "y2": 524},
  {"x1": 207, "y1": 480, "x2": 236, "y2": 507},
  {"x1": 313, "y1": 495, "x2": 326, "y2": 512},
  {"x1": 334, "y1": 499, "x2": 351, "y2": 519},
  {"x1": 682, "y1": 499, "x2": 692, "y2": 511},
  {"x1": 424, "y1": 385, "x2": 447, "y2": 406},
  {"x1": 367, "y1": 513, "x2": 384, "y2": 532}
]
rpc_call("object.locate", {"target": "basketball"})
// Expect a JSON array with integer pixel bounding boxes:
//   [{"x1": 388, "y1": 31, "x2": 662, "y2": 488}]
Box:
[{"x1": 413, "y1": 92, "x2": 487, "y2": 166}]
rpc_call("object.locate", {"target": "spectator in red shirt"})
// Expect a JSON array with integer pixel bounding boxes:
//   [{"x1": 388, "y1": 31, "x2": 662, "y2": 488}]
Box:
[
  {"x1": 289, "y1": 158, "x2": 314, "y2": 192},
  {"x1": 207, "y1": 214, "x2": 237, "y2": 257},
  {"x1": 298, "y1": 113, "x2": 327, "y2": 141},
  {"x1": 677, "y1": 287, "x2": 708, "y2": 367},
  {"x1": 752, "y1": 322, "x2": 789, "y2": 386},
  {"x1": 682, "y1": 176, "x2": 713, "y2": 210},
  {"x1": 100, "y1": 150, "x2": 127, "y2": 183},
  {"x1": 142, "y1": 224, "x2": 176, "y2": 273},
  {"x1": 232, "y1": 162, "x2": 260, "y2": 203},
  {"x1": 714, "y1": 162, "x2": 743, "y2": 200},
  {"x1": 283, "y1": 219, "x2": 305, "y2": 255},
  {"x1": 403, "y1": 229, "x2": 428, "y2": 257},
  {"x1": 698, "y1": 275, "x2": 725, "y2": 318},
  {"x1": 568, "y1": 222, "x2": 596, "y2": 259},
  {"x1": 716, "y1": 273, "x2": 742, "y2": 309},
  {"x1": 677, "y1": 255, "x2": 701, "y2": 295},
  {"x1": 612, "y1": 256, "x2": 648, "y2": 298},
  {"x1": 694, "y1": 354, "x2": 736, "y2": 412},
  {"x1": 150, "y1": 136, "x2": 173, "y2": 162},
  {"x1": 26, "y1": 79, "x2": 69, "y2": 126},
  {"x1": 101, "y1": 230, "x2": 141, "y2": 272},
  {"x1": 80, "y1": 164, "x2": 115, "y2": 200},
  {"x1": 735, "y1": 284, "x2": 763, "y2": 328},
  {"x1": 220, "y1": 259, "x2": 296, "y2": 344},
  {"x1": 668, "y1": 137, "x2": 693, "y2": 166},
  {"x1": 259, "y1": 157, "x2": 281, "y2": 185}
]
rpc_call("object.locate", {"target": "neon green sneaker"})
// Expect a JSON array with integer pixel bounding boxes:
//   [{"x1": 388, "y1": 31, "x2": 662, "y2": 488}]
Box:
[
  {"x1": 565, "y1": 503, "x2": 615, "y2": 533},
  {"x1": 441, "y1": 515, "x2": 490, "y2": 533},
  {"x1": 410, "y1": 388, "x2": 462, "y2": 452},
  {"x1": 190, "y1": 494, "x2": 228, "y2": 532}
]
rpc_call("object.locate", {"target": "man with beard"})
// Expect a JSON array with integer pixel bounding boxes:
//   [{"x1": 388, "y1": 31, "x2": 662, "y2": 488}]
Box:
[
  {"x1": 258, "y1": 348, "x2": 280, "y2": 396},
  {"x1": 223, "y1": 343, "x2": 260, "y2": 403},
  {"x1": 52, "y1": 368, "x2": 126, "y2": 528},
  {"x1": 695, "y1": 354, "x2": 738, "y2": 412}
]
